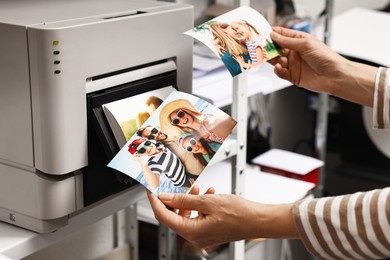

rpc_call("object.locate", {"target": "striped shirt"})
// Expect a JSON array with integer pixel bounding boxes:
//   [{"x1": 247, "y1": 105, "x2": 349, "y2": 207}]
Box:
[
  {"x1": 292, "y1": 67, "x2": 390, "y2": 259},
  {"x1": 245, "y1": 36, "x2": 268, "y2": 64},
  {"x1": 147, "y1": 144, "x2": 186, "y2": 187}
]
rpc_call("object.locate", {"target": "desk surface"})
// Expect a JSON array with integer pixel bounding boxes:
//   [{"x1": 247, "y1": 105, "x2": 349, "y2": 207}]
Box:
[{"x1": 0, "y1": 185, "x2": 145, "y2": 259}]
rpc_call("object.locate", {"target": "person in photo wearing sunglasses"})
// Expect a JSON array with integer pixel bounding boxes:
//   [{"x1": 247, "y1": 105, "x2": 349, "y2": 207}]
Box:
[
  {"x1": 159, "y1": 99, "x2": 237, "y2": 144},
  {"x1": 128, "y1": 138, "x2": 195, "y2": 191},
  {"x1": 177, "y1": 133, "x2": 220, "y2": 167},
  {"x1": 137, "y1": 125, "x2": 205, "y2": 176}
]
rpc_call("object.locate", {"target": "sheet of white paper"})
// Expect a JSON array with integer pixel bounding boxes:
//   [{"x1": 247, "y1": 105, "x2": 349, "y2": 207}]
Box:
[
  {"x1": 251, "y1": 149, "x2": 324, "y2": 175},
  {"x1": 194, "y1": 161, "x2": 314, "y2": 204}
]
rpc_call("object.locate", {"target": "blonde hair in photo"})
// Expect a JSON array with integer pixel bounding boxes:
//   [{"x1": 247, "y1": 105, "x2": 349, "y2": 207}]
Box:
[
  {"x1": 159, "y1": 99, "x2": 203, "y2": 137},
  {"x1": 232, "y1": 20, "x2": 261, "y2": 36},
  {"x1": 209, "y1": 22, "x2": 248, "y2": 57}
]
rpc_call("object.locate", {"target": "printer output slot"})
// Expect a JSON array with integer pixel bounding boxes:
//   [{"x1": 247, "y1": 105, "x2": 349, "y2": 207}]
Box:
[
  {"x1": 84, "y1": 68, "x2": 177, "y2": 206},
  {"x1": 86, "y1": 59, "x2": 176, "y2": 94},
  {"x1": 88, "y1": 71, "x2": 177, "y2": 158}
]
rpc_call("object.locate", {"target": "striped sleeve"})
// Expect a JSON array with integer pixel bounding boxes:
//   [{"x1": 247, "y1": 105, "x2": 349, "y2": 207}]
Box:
[
  {"x1": 373, "y1": 67, "x2": 390, "y2": 129},
  {"x1": 292, "y1": 188, "x2": 390, "y2": 260}
]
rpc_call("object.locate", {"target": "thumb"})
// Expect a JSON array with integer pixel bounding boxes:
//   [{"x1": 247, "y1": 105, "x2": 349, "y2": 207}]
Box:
[
  {"x1": 159, "y1": 192, "x2": 207, "y2": 212},
  {"x1": 147, "y1": 191, "x2": 186, "y2": 229},
  {"x1": 270, "y1": 30, "x2": 305, "y2": 52}
]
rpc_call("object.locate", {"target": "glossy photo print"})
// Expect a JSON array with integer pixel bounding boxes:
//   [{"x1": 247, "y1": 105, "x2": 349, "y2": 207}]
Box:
[
  {"x1": 107, "y1": 90, "x2": 237, "y2": 196},
  {"x1": 102, "y1": 86, "x2": 175, "y2": 148},
  {"x1": 185, "y1": 6, "x2": 281, "y2": 77}
]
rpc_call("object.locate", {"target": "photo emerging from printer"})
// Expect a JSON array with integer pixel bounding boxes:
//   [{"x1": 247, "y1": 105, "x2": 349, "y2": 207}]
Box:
[
  {"x1": 184, "y1": 6, "x2": 281, "y2": 77},
  {"x1": 102, "y1": 86, "x2": 174, "y2": 148},
  {"x1": 107, "y1": 90, "x2": 237, "y2": 196}
]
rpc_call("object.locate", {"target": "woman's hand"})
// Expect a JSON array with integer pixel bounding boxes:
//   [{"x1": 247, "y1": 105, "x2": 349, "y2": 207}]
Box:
[
  {"x1": 270, "y1": 26, "x2": 377, "y2": 107},
  {"x1": 270, "y1": 26, "x2": 347, "y2": 95},
  {"x1": 147, "y1": 187, "x2": 298, "y2": 249},
  {"x1": 147, "y1": 190, "x2": 254, "y2": 248}
]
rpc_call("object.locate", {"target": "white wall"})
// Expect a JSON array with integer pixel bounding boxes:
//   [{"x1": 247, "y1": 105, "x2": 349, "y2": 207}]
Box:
[{"x1": 293, "y1": 0, "x2": 388, "y2": 18}]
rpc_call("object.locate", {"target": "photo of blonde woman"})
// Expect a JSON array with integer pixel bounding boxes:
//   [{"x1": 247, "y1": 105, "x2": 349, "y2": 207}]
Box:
[
  {"x1": 159, "y1": 98, "x2": 236, "y2": 144},
  {"x1": 185, "y1": 5, "x2": 281, "y2": 77}
]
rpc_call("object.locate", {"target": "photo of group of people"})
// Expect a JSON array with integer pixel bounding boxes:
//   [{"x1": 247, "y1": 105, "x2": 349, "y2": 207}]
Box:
[
  {"x1": 107, "y1": 90, "x2": 237, "y2": 195},
  {"x1": 185, "y1": 6, "x2": 281, "y2": 77}
]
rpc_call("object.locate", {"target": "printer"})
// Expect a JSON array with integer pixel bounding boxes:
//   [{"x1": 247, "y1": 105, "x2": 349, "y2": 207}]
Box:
[{"x1": 0, "y1": 0, "x2": 193, "y2": 233}]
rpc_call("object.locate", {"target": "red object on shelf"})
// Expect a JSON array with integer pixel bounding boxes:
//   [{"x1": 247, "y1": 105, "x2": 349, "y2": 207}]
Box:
[
  {"x1": 251, "y1": 149, "x2": 324, "y2": 187},
  {"x1": 258, "y1": 165, "x2": 320, "y2": 186}
]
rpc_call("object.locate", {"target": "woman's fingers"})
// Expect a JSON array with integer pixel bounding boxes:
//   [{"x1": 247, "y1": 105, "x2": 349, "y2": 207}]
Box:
[
  {"x1": 147, "y1": 190, "x2": 189, "y2": 231},
  {"x1": 197, "y1": 187, "x2": 215, "y2": 217},
  {"x1": 205, "y1": 187, "x2": 215, "y2": 195},
  {"x1": 271, "y1": 28, "x2": 308, "y2": 52},
  {"x1": 272, "y1": 26, "x2": 306, "y2": 38},
  {"x1": 274, "y1": 56, "x2": 289, "y2": 68},
  {"x1": 158, "y1": 192, "x2": 209, "y2": 213},
  {"x1": 177, "y1": 185, "x2": 200, "y2": 218},
  {"x1": 274, "y1": 63, "x2": 291, "y2": 82}
]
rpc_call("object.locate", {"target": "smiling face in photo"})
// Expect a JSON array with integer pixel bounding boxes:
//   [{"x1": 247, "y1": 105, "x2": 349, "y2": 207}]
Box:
[
  {"x1": 142, "y1": 126, "x2": 168, "y2": 141},
  {"x1": 222, "y1": 24, "x2": 242, "y2": 42},
  {"x1": 170, "y1": 109, "x2": 194, "y2": 127},
  {"x1": 181, "y1": 136, "x2": 200, "y2": 153},
  {"x1": 230, "y1": 21, "x2": 249, "y2": 39},
  {"x1": 135, "y1": 140, "x2": 158, "y2": 156}
]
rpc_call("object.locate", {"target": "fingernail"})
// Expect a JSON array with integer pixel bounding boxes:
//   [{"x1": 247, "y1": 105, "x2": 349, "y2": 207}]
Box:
[{"x1": 159, "y1": 192, "x2": 173, "y2": 200}]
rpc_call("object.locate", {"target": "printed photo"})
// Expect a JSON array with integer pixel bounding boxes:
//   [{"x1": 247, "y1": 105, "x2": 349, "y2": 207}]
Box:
[
  {"x1": 107, "y1": 90, "x2": 237, "y2": 196},
  {"x1": 102, "y1": 86, "x2": 174, "y2": 147},
  {"x1": 185, "y1": 6, "x2": 281, "y2": 77}
]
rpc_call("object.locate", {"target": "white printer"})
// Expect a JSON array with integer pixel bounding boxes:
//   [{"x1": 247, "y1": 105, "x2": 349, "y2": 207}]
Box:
[{"x1": 0, "y1": 0, "x2": 193, "y2": 233}]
